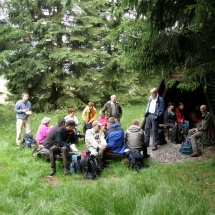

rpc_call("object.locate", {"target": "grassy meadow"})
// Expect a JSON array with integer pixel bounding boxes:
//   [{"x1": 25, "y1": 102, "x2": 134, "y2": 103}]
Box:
[{"x1": 0, "y1": 104, "x2": 215, "y2": 215}]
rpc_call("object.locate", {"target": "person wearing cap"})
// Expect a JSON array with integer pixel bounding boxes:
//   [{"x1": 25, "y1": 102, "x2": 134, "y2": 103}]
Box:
[
  {"x1": 36, "y1": 117, "x2": 52, "y2": 145},
  {"x1": 14, "y1": 93, "x2": 32, "y2": 145},
  {"x1": 144, "y1": 87, "x2": 164, "y2": 151},
  {"x1": 106, "y1": 117, "x2": 125, "y2": 154},
  {"x1": 85, "y1": 120, "x2": 107, "y2": 158},
  {"x1": 49, "y1": 120, "x2": 77, "y2": 176},
  {"x1": 101, "y1": 95, "x2": 122, "y2": 123},
  {"x1": 82, "y1": 102, "x2": 97, "y2": 133},
  {"x1": 44, "y1": 118, "x2": 66, "y2": 150}
]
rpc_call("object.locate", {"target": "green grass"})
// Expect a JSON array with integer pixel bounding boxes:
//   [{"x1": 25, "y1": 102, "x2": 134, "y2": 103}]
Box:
[{"x1": 0, "y1": 104, "x2": 215, "y2": 215}]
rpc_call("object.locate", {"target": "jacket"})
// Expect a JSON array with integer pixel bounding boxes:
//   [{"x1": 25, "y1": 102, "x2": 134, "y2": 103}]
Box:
[
  {"x1": 106, "y1": 124, "x2": 125, "y2": 154},
  {"x1": 145, "y1": 94, "x2": 164, "y2": 120},
  {"x1": 85, "y1": 128, "x2": 107, "y2": 150},
  {"x1": 54, "y1": 127, "x2": 76, "y2": 148},
  {"x1": 36, "y1": 123, "x2": 51, "y2": 144},
  {"x1": 125, "y1": 125, "x2": 144, "y2": 150},
  {"x1": 82, "y1": 106, "x2": 97, "y2": 123},
  {"x1": 14, "y1": 100, "x2": 32, "y2": 119},
  {"x1": 44, "y1": 125, "x2": 60, "y2": 149},
  {"x1": 197, "y1": 112, "x2": 211, "y2": 141},
  {"x1": 175, "y1": 107, "x2": 185, "y2": 124},
  {"x1": 102, "y1": 101, "x2": 122, "y2": 120},
  {"x1": 164, "y1": 109, "x2": 177, "y2": 124}
]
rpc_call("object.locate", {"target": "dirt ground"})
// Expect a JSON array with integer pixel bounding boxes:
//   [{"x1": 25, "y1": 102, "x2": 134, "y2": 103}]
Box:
[{"x1": 147, "y1": 140, "x2": 215, "y2": 164}]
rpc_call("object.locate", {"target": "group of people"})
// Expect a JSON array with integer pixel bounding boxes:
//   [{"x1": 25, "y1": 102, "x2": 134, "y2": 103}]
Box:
[
  {"x1": 14, "y1": 89, "x2": 212, "y2": 175},
  {"x1": 145, "y1": 88, "x2": 212, "y2": 157}
]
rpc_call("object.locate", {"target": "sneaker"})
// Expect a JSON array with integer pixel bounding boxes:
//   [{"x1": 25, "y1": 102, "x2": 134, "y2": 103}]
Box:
[
  {"x1": 50, "y1": 168, "x2": 56, "y2": 176},
  {"x1": 64, "y1": 168, "x2": 69, "y2": 175},
  {"x1": 70, "y1": 144, "x2": 78, "y2": 152},
  {"x1": 152, "y1": 146, "x2": 157, "y2": 151},
  {"x1": 190, "y1": 152, "x2": 200, "y2": 157}
]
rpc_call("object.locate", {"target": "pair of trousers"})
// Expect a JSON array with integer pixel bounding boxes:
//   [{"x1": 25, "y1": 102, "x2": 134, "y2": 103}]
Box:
[
  {"x1": 49, "y1": 146, "x2": 69, "y2": 169},
  {"x1": 165, "y1": 123, "x2": 177, "y2": 141},
  {"x1": 16, "y1": 118, "x2": 31, "y2": 145},
  {"x1": 144, "y1": 114, "x2": 159, "y2": 147},
  {"x1": 188, "y1": 129, "x2": 202, "y2": 153},
  {"x1": 178, "y1": 120, "x2": 189, "y2": 130}
]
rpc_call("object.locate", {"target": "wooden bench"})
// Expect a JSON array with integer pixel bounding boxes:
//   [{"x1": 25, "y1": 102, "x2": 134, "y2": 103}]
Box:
[{"x1": 159, "y1": 124, "x2": 171, "y2": 140}]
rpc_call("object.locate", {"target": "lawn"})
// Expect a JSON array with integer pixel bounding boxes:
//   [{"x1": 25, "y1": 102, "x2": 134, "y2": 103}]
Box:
[{"x1": 0, "y1": 104, "x2": 215, "y2": 215}]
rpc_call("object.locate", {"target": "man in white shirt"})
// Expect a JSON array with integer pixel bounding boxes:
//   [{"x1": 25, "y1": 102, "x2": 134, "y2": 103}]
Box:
[
  {"x1": 85, "y1": 120, "x2": 107, "y2": 158},
  {"x1": 144, "y1": 88, "x2": 164, "y2": 151}
]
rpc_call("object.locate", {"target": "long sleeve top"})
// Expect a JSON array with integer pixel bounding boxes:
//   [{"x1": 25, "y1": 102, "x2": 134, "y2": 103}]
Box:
[{"x1": 14, "y1": 100, "x2": 31, "y2": 119}]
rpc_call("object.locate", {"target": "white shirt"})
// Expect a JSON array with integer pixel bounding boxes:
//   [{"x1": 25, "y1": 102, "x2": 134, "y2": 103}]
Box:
[
  {"x1": 64, "y1": 115, "x2": 79, "y2": 126},
  {"x1": 148, "y1": 95, "x2": 158, "y2": 114}
]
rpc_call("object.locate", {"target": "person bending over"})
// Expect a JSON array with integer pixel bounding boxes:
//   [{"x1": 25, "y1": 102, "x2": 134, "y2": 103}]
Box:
[
  {"x1": 106, "y1": 117, "x2": 125, "y2": 154},
  {"x1": 125, "y1": 120, "x2": 149, "y2": 158},
  {"x1": 85, "y1": 120, "x2": 107, "y2": 159},
  {"x1": 49, "y1": 120, "x2": 76, "y2": 176}
]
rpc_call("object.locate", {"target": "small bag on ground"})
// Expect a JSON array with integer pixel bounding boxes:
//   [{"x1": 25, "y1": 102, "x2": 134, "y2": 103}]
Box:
[
  {"x1": 158, "y1": 129, "x2": 167, "y2": 145},
  {"x1": 70, "y1": 154, "x2": 85, "y2": 174},
  {"x1": 23, "y1": 132, "x2": 37, "y2": 149},
  {"x1": 179, "y1": 137, "x2": 193, "y2": 155}
]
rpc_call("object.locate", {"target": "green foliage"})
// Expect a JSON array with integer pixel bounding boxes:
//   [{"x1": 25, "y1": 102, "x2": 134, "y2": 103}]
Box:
[
  {"x1": 0, "y1": 0, "x2": 146, "y2": 112},
  {"x1": 1, "y1": 104, "x2": 215, "y2": 214},
  {"x1": 120, "y1": 0, "x2": 215, "y2": 90}
]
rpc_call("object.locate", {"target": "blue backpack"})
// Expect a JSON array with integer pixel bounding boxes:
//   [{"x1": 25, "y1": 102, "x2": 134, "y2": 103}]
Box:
[
  {"x1": 70, "y1": 154, "x2": 85, "y2": 174},
  {"x1": 179, "y1": 137, "x2": 193, "y2": 155}
]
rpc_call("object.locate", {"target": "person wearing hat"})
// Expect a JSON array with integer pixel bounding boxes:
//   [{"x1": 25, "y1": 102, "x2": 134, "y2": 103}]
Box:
[
  {"x1": 144, "y1": 87, "x2": 164, "y2": 151},
  {"x1": 85, "y1": 120, "x2": 107, "y2": 158},
  {"x1": 36, "y1": 117, "x2": 52, "y2": 145},
  {"x1": 49, "y1": 120, "x2": 77, "y2": 176},
  {"x1": 82, "y1": 102, "x2": 97, "y2": 133},
  {"x1": 14, "y1": 93, "x2": 32, "y2": 145}
]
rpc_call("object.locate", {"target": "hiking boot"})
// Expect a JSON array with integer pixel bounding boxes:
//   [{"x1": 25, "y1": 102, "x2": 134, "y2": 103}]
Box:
[
  {"x1": 50, "y1": 168, "x2": 56, "y2": 176},
  {"x1": 64, "y1": 168, "x2": 69, "y2": 175},
  {"x1": 152, "y1": 146, "x2": 157, "y2": 151},
  {"x1": 70, "y1": 144, "x2": 78, "y2": 152},
  {"x1": 143, "y1": 154, "x2": 150, "y2": 158},
  {"x1": 190, "y1": 152, "x2": 200, "y2": 157}
]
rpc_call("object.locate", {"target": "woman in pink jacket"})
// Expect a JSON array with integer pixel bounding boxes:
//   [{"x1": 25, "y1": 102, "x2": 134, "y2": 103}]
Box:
[{"x1": 36, "y1": 117, "x2": 51, "y2": 144}]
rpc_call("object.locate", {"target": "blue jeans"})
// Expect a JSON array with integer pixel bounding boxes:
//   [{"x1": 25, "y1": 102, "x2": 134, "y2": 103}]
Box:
[
  {"x1": 178, "y1": 120, "x2": 189, "y2": 130},
  {"x1": 165, "y1": 123, "x2": 177, "y2": 141},
  {"x1": 144, "y1": 114, "x2": 159, "y2": 147}
]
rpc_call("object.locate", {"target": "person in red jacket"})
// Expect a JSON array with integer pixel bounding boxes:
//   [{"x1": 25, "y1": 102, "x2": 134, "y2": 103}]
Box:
[{"x1": 175, "y1": 102, "x2": 189, "y2": 131}]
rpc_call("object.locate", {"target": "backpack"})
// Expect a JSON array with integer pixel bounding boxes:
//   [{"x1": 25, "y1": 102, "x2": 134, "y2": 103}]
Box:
[
  {"x1": 82, "y1": 151, "x2": 100, "y2": 179},
  {"x1": 23, "y1": 132, "x2": 37, "y2": 149},
  {"x1": 179, "y1": 137, "x2": 193, "y2": 155},
  {"x1": 158, "y1": 129, "x2": 167, "y2": 145},
  {"x1": 127, "y1": 150, "x2": 146, "y2": 172},
  {"x1": 70, "y1": 154, "x2": 85, "y2": 174}
]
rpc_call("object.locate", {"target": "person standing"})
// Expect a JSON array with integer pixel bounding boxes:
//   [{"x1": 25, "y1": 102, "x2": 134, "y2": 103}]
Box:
[
  {"x1": 82, "y1": 102, "x2": 97, "y2": 133},
  {"x1": 144, "y1": 88, "x2": 164, "y2": 151},
  {"x1": 14, "y1": 93, "x2": 32, "y2": 145},
  {"x1": 188, "y1": 105, "x2": 211, "y2": 157},
  {"x1": 101, "y1": 95, "x2": 122, "y2": 123}
]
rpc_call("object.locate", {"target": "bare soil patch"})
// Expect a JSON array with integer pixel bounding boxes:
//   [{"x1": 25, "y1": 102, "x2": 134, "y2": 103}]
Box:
[{"x1": 44, "y1": 176, "x2": 61, "y2": 185}]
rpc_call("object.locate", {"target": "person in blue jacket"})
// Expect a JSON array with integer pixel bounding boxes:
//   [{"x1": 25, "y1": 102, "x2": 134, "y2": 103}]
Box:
[
  {"x1": 144, "y1": 88, "x2": 164, "y2": 151},
  {"x1": 106, "y1": 117, "x2": 125, "y2": 154}
]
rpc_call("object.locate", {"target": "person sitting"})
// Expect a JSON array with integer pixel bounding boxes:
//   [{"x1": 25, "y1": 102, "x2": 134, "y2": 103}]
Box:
[
  {"x1": 44, "y1": 118, "x2": 66, "y2": 150},
  {"x1": 98, "y1": 111, "x2": 108, "y2": 131},
  {"x1": 36, "y1": 117, "x2": 52, "y2": 145},
  {"x1": 49, "y1": 120, "x2": 77, "y2": 176},
  {"x1": 175, "y1": 102, "x2": 189, "y2": 131},
  {"x1": 82, "y1": 102, "x2": 97, "y2": 133},
  {"x1": 106, "y1": 117, "x2": 125, "y2": 154},
  {"x1": 64, "y1": 107, "x2": 81, "y2": 151},
  {"x1": 163, "y1": 102, "x2": 178, "y2": 144},
  {"x1": 188, "y1": 105, "x2": 211, "y2": 157},
  {"x1": 189, "y1": 105, "x2": 202, "y2": 128},
  {"x1": 85, "y1": 120, "x2": 107, "y2": 159},
  {"x1": 125, "y1": 120, "x2": 149, "y2": 158}
]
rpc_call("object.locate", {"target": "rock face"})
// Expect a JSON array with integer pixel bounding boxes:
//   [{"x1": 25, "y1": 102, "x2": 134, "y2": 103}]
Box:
[
  {"x1": 147, "y1": 141, "x2": 215, "y2": 164},
  {"x1": 0, "y1": 77, "x2": 8, "y2": 104}
]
